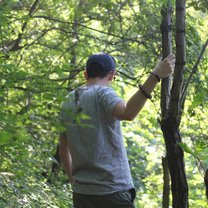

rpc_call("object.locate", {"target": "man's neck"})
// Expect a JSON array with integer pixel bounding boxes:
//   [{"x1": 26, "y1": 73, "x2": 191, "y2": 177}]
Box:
[{"x1": 86, "y1": 77, "x2": 109, "y2": 87}]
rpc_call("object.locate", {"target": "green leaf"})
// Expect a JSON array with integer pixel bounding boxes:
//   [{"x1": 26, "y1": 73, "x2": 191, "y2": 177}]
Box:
[
  {"x1": 0, "y1": 131, "x2": 13, "y2": 144},
  {"x1": 15, "y1": 70, "x2": 28, "y2": 79}
]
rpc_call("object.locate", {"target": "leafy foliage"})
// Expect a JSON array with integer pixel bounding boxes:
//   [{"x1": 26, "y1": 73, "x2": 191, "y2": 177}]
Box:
[{"x1": 0, "y1": 0, "x2": 208, "y2": 207}]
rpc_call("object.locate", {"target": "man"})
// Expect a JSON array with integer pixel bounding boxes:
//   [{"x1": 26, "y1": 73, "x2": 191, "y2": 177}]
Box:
[{"x1": 59, "y1": 52, "x2": 175, "y2": 208}]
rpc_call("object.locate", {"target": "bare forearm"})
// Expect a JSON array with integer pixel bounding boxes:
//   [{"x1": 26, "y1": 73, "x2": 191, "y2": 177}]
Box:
[
  {"x1": 124, "y1": 54, "x2": 175, "y2": 119},
  {"x1": 60, "y1": 151, "x2": 73, "y2": 182},
  {"x1": 59, "y1": 137, "x2": 74, "y2": 183},
  {"x1": 113, "y1": 53, "x2": 175, "y2": 121},
  {"x1": 124, "y1": 74, "x2": 158, "y2": 120}
]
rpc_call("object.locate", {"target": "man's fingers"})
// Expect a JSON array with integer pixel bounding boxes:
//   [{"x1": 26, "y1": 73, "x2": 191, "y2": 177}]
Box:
[
  {"x1": 168, "y1": 53, "x2": 175, "y2": 59},
  {"x1": 169, "y1": 58, "x2": 175, "y2": 64},
  {"x1": 164, "y1": 53, "x2": 176, "y2": 69},
  {"x1": 165, "y1": 53, "x2": 175, "y2": 61}
]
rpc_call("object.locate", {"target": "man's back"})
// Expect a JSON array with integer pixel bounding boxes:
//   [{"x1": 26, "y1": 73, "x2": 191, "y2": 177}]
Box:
[{"x1": 61, "y1": 85, "x2": 134, "y2": 195}]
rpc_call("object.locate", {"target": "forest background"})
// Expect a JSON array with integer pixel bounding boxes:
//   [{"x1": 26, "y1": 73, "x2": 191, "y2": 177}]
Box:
[{"x1": 0, "y1": 0, "x2": 208, "y2": 207}]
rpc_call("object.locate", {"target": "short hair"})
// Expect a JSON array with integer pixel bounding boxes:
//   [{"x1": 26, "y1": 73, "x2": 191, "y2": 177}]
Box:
[{"x1": 86, "y1": 62, "x2": 111, "y2": 79}]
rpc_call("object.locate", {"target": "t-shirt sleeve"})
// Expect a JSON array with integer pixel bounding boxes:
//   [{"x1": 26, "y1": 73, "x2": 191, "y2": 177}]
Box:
[{"x1": 98, "y1": 87, "x2": 122, "y2": 118}]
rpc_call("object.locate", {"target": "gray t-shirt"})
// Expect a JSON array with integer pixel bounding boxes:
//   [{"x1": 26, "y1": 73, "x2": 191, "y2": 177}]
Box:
[{"x1": 60, "y1": 85, "x2": 134, "y2": 195}]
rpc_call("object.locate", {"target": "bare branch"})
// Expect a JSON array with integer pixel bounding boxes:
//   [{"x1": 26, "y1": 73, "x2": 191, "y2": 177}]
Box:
[
  {"x1": 12, "y1": 86, "x2": 66, "y2": 93},
  {"x1": 117, "y1": 70, "x2": 138, "y2": 81},
  {"x1": 9, "y1": 0, "x2": 40, "y2": 51},
  {"x1": 116, "y1": 80, "x2": 138, "y2": 88},
  {"x1": 22, "y1": 28, "x2": 55, "y2": 50},
  {"x1": 32, "y1": 15, "x2": 145, "y2": 45},
  {"x1": 180, "y1": 38, "x2": 208, "y2": 107}
]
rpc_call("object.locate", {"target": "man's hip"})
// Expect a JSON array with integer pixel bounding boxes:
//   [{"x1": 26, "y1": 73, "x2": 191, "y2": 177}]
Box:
[{"x1": 73, "y1": 188, "x2": 136, "y2": 208}]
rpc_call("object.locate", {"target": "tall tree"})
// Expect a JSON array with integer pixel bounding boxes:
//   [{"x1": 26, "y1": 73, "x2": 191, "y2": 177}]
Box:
[
  {"x1": 160, "y1": 2, "x2": 173, "y2": 207},
  {"x1": 160, "y1": 0, "x2": 188, "y2": 207},
  {"x1": 160, "y1": 0, "x2": 208, "y2": 207},
  {"x1": 1, "y1": 0, "x2": 207, "y2": 207}
]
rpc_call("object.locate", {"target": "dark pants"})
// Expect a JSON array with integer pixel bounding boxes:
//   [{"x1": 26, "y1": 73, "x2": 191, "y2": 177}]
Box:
[{"x1": 73, "y1": 188, "x2": 136, "y2": 208}]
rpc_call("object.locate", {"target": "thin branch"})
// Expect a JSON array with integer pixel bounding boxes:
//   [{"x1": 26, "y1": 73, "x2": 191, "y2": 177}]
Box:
[
  {"x1": 180, "y1": 38, "x2": 208, "y2": 107},
  {"x1": 49, "y1": 77, "x2": 75, "y2": 82},
  {"x1": 117, "y1": 70, "x2": 137, "y2": 81},
  {"x1": 42, "y1": 27, "x2": 114, "y2": 45},
  {"x1": 32, "y1": 15, "x2": 145, "y2": 45},
  {"x1": 22, "y1": 27, "x2": 55, "y2": 50},
  {"x1": 12, "y1": 86, "x2": 67, "y2": 93},
  {"x1": 9, "y1": 0, "x2": 40, "y2": 51},
  {"x1": 116, "y1": 79, "x2": 138, "y2": 88},
  {"x1": 190, "y1": 135, "x2": 206, "y2": 176},
  {"x1": 5, "y1": 13, "x2": 147, "y2": 53},
  {"x1": 9, "y1": 25, "x2": 112, "y2": 52},
  {"x1": 28, "y1": 0, "x2": 40, "y2": 16}
]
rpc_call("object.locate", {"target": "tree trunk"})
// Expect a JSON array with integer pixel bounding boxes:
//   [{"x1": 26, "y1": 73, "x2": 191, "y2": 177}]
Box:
[
  {"x1": 205, "y1": 169, "x2": 208, "y2": 200},
  {"x1": 160, "y1": 3, "x2": 172, "y2": 208},
  {"x1": 160, "y1": 4, "x2": 173, "y2": 118},
  {"x1": 161, "y1": 118, "x2": 188, "y2": 208},
  {"x1": 160, "y1": 1, "x2": 189, "y2": 207},
  {"x1": 162, "y1": 156, "x2": 170, "y2": 208}
]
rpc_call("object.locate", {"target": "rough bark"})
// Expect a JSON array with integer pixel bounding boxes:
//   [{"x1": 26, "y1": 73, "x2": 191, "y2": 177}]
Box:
[
  {"x1": 168, "y1": 5, "x2": 189, "y2": 207},
  {"x1": 160, "y1": 4, "x2": 172, "y2": 207},
  {"x1": 161, "y1": 118, "x2": 188, "y2": 208},
  {"x1": 160, "y1": 4, "x2": 173, "y2": 120},
  {"x1": 160, "y1": 1, "x2": 189, "y2": 207},
  {"x1": 162, "y1": 156, "x2": 170, "y2": 208},
  {"x1": 205, "y1": 169, "x2": 208, "y2": 200},
  {"x1": 168, "y1": 0, "x2": 186, "y2": 121}
]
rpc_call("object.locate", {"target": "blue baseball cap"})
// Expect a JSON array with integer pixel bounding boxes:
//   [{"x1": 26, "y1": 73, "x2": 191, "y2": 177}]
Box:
[{"x1": 86, "y1": 52, "x2": 116, "y2": 71}]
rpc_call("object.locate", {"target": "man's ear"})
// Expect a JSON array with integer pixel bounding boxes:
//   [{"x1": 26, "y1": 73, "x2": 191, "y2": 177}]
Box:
[
  {"x1": 84, "y1": 70, "x2": 88, "y2": 79},
  {"x1": 108, "y1": 71, "x2": 114, "y2": 81}
]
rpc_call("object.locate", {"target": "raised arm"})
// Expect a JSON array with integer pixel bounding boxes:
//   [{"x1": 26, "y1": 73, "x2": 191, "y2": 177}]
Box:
[{"x1": 113, "y1": 53, "x2": 175, "y2": 121}]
